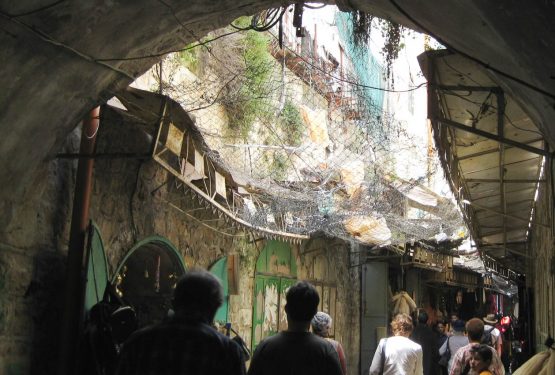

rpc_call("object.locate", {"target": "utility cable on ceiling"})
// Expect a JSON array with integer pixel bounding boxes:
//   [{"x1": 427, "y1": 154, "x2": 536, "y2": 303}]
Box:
[
  {"x1": 0, "y1": 11, "x2": 135, "y2": 80},
  {"x1": 2, "y1": 0, "x2": 65, "y2": 18}
]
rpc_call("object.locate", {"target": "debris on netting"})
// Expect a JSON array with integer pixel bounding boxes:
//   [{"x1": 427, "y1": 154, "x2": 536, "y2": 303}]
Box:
[{"x1": 137, "y1": 9, "x2": 466, "y2": 247}]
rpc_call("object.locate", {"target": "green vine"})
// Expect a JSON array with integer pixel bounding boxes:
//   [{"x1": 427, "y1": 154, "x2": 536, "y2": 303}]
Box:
[
  {"x1": 177, "y1": 45, "x2": 200, "y2": 74},
  {"x1": 224, "y1": 17, "x2": 274, "y2": 139},
  {"x1": 280, "y1": 101, "x2": 304, "y2": 147},
  {"x1": 350, "y1": 11, "x2": 405, "y2": 84},
  {"x1": 270, "y1": 152, "x2": 288, "y2": 180},
  {"x1": 378, "y1": 19, "x2": 404, "y2": 84}
]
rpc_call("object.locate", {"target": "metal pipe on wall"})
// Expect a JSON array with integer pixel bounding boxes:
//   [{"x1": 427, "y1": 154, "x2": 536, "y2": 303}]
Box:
[{"x1": 58, "y1": 107, "x2": 100, "y2": 375}]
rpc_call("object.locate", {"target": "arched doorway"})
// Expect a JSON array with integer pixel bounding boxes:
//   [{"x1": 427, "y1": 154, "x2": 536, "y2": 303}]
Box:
[
  {"x1": 113, "y1": 237, "x2": 186, "y2": 328},
  {"x1": 252, "y1": 240, "x2": 297, "y2": 350}
]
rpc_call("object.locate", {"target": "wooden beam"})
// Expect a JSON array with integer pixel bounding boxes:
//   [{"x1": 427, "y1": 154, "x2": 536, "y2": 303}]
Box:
[
  {"x1": 457, "y1": 138, "x2": 544, "y2": 161},
  {"x1": 466, "y1": 178, "x2": 544, "y2": 183},
  {"x1": 437, "y1": 117, "x2": 548, "y2": 156}
]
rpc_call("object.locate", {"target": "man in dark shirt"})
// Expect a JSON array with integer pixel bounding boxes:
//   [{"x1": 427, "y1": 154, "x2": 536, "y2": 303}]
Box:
[
  {"x1": 115, "y1": 269, "x2": 246, "y2": 375},
  {"x1": 410, "y1": 311, "x2": 439, "y2": 375},
  {"x1": 247, "y1": 281, "x2": 342, "y2": 375}
]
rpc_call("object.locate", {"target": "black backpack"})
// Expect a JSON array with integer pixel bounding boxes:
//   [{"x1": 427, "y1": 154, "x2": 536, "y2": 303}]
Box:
[
  {"x1": 481, "y1": 326, "x2": 495, "y2": 347},
  {"x1": 80, "y1": 284, "x2": 138, "y2": 375}
]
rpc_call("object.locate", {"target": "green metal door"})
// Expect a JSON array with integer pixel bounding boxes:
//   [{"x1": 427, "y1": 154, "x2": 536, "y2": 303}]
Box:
[
  {"x1": 84, "y1": 222, "x2": 109, "y2": 313},
  {"x1": 209, "y1": 257, "x2": 229, "y2": 325}
]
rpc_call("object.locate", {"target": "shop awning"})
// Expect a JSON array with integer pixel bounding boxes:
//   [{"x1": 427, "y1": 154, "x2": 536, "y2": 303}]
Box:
[{"x1": 419, "y1": 50, "x2": 546, "y2": 274}]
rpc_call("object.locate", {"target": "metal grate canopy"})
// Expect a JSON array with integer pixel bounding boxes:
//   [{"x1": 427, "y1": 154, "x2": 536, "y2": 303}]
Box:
[{"x1": 419, "y1": 50, "x2": 546, "y2": 274}]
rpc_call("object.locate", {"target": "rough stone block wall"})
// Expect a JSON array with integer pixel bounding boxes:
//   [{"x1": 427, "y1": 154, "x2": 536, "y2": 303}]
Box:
[
  {"x1": 529, "y1": 165, "x2": 555, "y2": 352},
  {"x1": 0, "y1": 147, "x2": 75, "y2": 374}
]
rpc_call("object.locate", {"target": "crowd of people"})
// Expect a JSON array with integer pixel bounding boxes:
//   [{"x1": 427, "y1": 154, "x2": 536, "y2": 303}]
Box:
[
  {"x1": 114, "y1": 270, "x2": 345, "y2": 375},
  {"x1": 369, "y1": 311, "x2": 506, "y2": 375},
  {"x1": 108, "y1": 270, "x2": 507, "y2": 375}
]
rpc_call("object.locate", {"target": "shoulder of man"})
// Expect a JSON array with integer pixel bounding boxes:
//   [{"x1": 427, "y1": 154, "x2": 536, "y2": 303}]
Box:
[{"x1": 121, "y1": 322, "x2": 163, "y2": 346}]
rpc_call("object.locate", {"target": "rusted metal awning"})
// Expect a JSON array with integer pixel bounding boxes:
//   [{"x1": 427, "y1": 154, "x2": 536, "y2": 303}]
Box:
[
  {"x1": 418, "y1": 50, "x2": 546, "y2": 274},
  {"x1": 111, "y1": 87, "x2": 309, "y2": 244}
]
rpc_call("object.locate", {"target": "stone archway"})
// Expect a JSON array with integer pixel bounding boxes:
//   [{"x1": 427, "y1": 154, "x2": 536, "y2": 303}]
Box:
[
  {"x1": 113, "y1": 236, "x2": 186, "y2": 327},
  {"x1": 2, "y1": 1, "x2": 554, "y2": 226}
]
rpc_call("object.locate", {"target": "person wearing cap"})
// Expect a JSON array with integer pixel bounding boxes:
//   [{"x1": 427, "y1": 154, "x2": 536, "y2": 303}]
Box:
[
  {"x1": 439, "y1": 320, "x2": 468, "y2": 373},
  {"x1": 482, "y1": 314, "x2": 502, "y2": 357},
  {"x1": 311, "y1": 312, "x2": 347, "y2": 375}
]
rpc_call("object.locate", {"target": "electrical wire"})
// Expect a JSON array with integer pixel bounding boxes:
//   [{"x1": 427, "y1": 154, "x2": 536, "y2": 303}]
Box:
[
  {"x1": 251, "y1": 8, "x2": 286, "y2": 32},
  {"x1": 0, "y1": 11, "x2": 135, "y2": 80},
  {"x1": 95, "y1": 29, "x2": 243, "y2": 62},
  {"x1": 389, "y1": 0, "x2": 555, "y2": 100},
  {"x1": 438, "y1": 87, "x2": 544, "y2": 137},
  {"x1": 230, "y1": 7, "x2": 287, "y2": 33},
  {"x1": 2, "y1": 0, "x2": 65, "y2": 18}
]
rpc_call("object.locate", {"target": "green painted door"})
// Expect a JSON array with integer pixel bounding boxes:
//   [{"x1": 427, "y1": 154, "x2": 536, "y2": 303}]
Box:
[
  {"x1": 209, "y1": 257, "x2": 229, "y2": 325},
  {"x1": 252, "y1": 276, "x2": 280, "y2": 348},
  {"x1": 252, "y1": 241, "x2": 298, "y2": 351},
  {"x1": 278, "y1": 277, "x2": 296, "y2": 331},
  {"x1": 84, "y1": 223, "x2": 109, "y2": 313}
]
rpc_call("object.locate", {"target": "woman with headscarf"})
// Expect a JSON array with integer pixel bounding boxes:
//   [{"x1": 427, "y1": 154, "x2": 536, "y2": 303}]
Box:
[{"x1": 311, "y1": 312, "x2": 347, "y2": 375}]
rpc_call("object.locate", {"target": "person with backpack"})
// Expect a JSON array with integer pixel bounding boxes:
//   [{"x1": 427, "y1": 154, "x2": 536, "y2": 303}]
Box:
[
  {"x1": 482, "y1": 314, "x2": 502, "y2": 357},
  {"x1": 449, "y1": 318, "x2": 504, "y2": 375},
  {"x1": 439, "y1": 320, "x2": 468, "y2": 374}
]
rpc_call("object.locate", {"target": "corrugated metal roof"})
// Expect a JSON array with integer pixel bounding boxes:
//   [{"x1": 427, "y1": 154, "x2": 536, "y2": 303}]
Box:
[{"x1": 418, "y1": 50, "x2": 546, "y2": 274}]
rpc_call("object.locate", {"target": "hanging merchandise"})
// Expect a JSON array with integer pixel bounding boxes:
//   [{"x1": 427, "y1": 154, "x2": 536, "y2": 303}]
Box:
[
  {"x1": 391, "y1": 291, "x2": 417, "y2": 316},
  {"x1": 455, "y1": 290, "x2": 463, "y2": 305}
]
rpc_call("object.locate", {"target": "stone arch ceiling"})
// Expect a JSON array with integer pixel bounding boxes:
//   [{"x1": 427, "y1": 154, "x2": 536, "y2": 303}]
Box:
[{"x1": 1, "y1": 0, "x2": 554, "y2": 225}]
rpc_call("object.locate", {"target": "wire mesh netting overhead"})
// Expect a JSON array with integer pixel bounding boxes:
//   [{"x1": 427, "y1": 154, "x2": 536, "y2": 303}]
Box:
[{"x1": 140, "y1": 8, "x2": 465, "y2": 246}]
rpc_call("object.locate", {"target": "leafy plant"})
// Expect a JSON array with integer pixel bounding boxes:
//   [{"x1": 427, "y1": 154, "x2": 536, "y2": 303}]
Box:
[
  {"x1": 224, "y1": 17, "x2": 275, "y2": 139},
  {"x1": 280, "y1": 101, "x2": 304, "y2": 147},
  {"x1": 270, "y1": 152, "x2": 288, "y2": 180},
  {"x1": 178, "y1": 45, "x2": 200, "y2": 74},
  {"x1": 350, "y1": 11, "x2": 405, "y2": 84}
]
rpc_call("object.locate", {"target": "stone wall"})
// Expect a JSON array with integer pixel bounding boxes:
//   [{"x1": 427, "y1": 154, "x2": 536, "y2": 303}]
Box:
[
  {"x1": 0, "y1": 106, "x2": 360, "y2": 374},
  {"x1": 94, "y1": 107, "x2": 361, "y2": 373},
  {"x1": 528, "y1": 163, "x2": 555, "y2": 352},
  {"x1": 0, "y1": 130, "x2": 77, "y2": 374}
]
